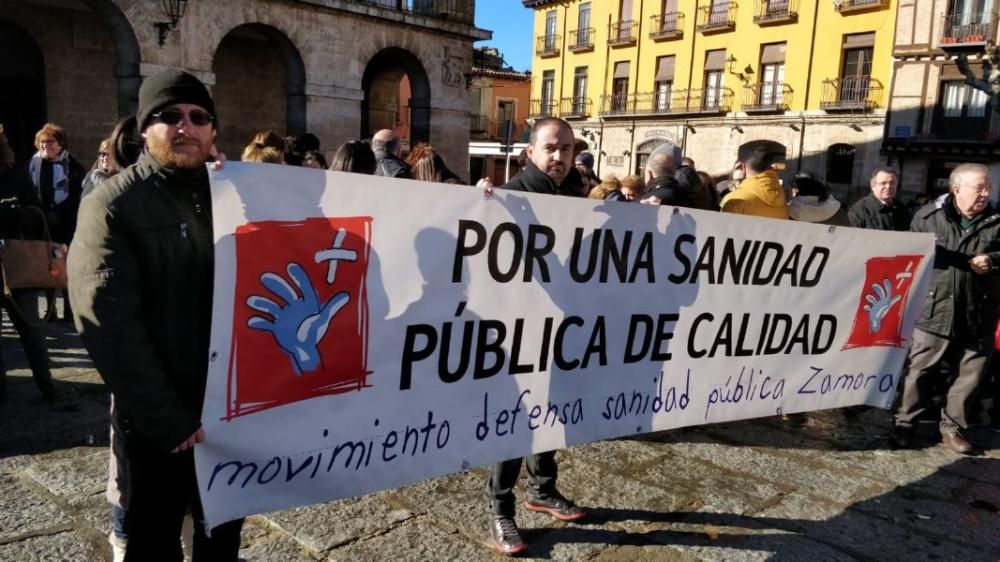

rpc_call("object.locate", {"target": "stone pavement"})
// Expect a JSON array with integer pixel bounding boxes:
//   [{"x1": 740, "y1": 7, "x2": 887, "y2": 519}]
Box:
[{"x1": 1, "y1": 322, "x2": 998, "y2": 561}]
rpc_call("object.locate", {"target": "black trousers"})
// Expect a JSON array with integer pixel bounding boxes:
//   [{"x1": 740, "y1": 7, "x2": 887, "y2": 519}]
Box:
[
  {"x1": 487, "y1": 451, "x2": 558, "y2": 518},
  {"x1": 0, "y1": 290, "x2": 53, "y2": 395},
  {"x1": 122, "y1": 433, "x2": 243, "y2": 562}
]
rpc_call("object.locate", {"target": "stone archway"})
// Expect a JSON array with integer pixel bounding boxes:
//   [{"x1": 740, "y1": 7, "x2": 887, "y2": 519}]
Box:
[
  {"x1": 0, "y1": 19, "x2": 46, "y2": 164},
  {"x1": 0, "y1": 0, "x2": 139, "y2": 165},
  {"x1": 80, "y1": 0, "x2": 141, "y2": 117},
  {"x1": 361, "y1": 47, "x2": 432, "y2": 148},
  {"x1": 212, "y1": 23, "x2": 307, "y2": 158}
]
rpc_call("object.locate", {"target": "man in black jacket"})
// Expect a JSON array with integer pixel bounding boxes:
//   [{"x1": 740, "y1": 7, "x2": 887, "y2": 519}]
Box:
[
  {"x1": 372, "y1": 129, "x2": 411, "y2": 179},
  {"x1": 848, "y1": 167, "x2": 910, "y2": 231},
  {"x1": 892, "y1": 163, "x2": 1000, "y2": 454},
  {"x1": 69, "y1": 69, "x2": 243, "y2": 560},
  {"x1": 486, "y1": 117, "x2": 586, "y2": 555}
]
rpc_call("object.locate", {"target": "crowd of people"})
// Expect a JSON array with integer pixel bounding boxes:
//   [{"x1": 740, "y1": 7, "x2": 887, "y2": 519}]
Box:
[{"x1": 0, "y1": 69, "x2": 997, "y2": 561}]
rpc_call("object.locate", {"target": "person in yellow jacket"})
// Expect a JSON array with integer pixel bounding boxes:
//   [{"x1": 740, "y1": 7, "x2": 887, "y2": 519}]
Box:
[{"x1": 720, "y1": 146, "x2": 789, "y2": 219}]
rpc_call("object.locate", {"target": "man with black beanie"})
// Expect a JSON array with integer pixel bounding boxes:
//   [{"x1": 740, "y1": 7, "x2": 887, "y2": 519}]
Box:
[{"x1": 69, "y1": 69, "x2": 243, "y2": 561}]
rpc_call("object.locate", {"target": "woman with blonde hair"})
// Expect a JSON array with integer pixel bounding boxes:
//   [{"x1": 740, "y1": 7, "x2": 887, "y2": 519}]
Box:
[
  {"x1": 241, "y1": 130, "x2": 285, "y2": 164},
  {"x1": 587, "y1": 176, "x2": 622, "y2": 200},
  {"x1": 407, "y1": 143, "x2": 463, "y2": 184}
]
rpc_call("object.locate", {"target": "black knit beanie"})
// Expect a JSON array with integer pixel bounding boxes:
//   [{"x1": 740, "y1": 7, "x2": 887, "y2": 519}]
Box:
[{"x1": 137, "y1": 69, "x2": 217, "y2": 132}]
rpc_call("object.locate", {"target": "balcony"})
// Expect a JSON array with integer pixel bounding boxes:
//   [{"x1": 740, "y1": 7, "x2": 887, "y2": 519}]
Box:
[
  {"x1": 600, "y1": 92, "x2": 663, "y2": 115},
  {"x1": 529, "y1": 98, "x2": 557, "y2": 117},
  {"x1": 650, "y1": 12, "x2": 684, "y2": 40},
  {"x1": 754, "y1": 0, "x2": 797, "y2": 24},
  {"x1": 608, "y1": 20, "x2": 637, "y2": 46},
  {"x1": 470, "y1": 114, "x2": 491, "y2": 138},
  {"x1": 362, "y1": 0, "x2": 475, "y2": 24},
  {"x1": 471, "y1": 118, "x2": 529, "y2": 143},
  {"x1": 560, "y1": 97, "x2": 593, "y2": 118},
  {"x1": 940, "y1": 12, "x2": 998, "y2": 52},
  {"x1": 536, "y1": 34, "x2": 560, "y2": 57},
  {"x1": 820, "y1": 77, "x2": 883, "y2": 111},
  {"x1": 742, "y1": 82, "x2": 792, "y2": 112},
  {"x1": 600, "y1": 88, "x2": 733, "y2": 115},
  {"x1": 833, "y1": 0, "x2": 889, "y2": 14},
  {"x1": 569, "y1": 27, "x2": 595, "y2": 52},
  {"x1": 697, "y1": 2, "x2": 737, "y2": 32}
]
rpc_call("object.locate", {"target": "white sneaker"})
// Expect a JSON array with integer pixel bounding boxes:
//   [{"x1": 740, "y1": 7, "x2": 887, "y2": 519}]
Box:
[{"x1": 108, "y1": 532, "x2": 127, "y2": 562}]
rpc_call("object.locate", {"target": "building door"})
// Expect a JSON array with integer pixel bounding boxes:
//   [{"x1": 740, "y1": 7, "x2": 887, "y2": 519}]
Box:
[
  {"x1": 545, "y1": 11, "x2": 558, "y2": 51},
  {"x1": 578, "y1": 2, "x2": 591, "y2": 45},
  {"x1": 841, "y1": 45, "x2": 873, "y2": 103}
]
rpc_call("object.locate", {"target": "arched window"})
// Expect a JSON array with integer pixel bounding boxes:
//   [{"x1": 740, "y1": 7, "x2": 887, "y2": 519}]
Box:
[{"x1": 826, "y1": 143, "x2": 856, "y2": 184}]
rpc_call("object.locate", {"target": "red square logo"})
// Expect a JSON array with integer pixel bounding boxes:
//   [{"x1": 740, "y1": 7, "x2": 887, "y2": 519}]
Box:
[
  {"x1": 225, "y1": 217, "x2": 373, "y2": 419},
  {"x1": 842, "y1": 255, "x2": 924, "y2": 350}
]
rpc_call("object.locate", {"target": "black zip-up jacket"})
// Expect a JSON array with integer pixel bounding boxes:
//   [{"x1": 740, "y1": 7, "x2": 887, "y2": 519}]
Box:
[
  {"x1": 375, "y1": 153, "x2": 411, "y2": 179},
  {"x1": 502, "y1": 161, "x2": 584, "y2": 196},
  {"x1": 911, "y1": 195, "x2": 1000, "y2": 339},
  {"x1": 68, "y1": 150, "x2": 214, "y2": 451},
  {"x1": 848, "y1": 194, "x2": 910, "y2": 231}
]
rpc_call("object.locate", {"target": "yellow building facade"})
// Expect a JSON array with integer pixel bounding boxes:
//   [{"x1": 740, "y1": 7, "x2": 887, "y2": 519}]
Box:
[{"x1": 523, "y1": 0, "x2": 898, "y2": 200}]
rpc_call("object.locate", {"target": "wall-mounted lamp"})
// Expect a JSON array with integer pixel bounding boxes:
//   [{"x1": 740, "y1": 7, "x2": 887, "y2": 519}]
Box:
[
  {"x1": 625, "y1": 127, "x2": 633, "y2": 133},
  {"x1": 685, "y1": 124, "x2": 696, "y2": 133},
  {"x1": 789, "y1": 123, "x2": 801, "y2": 131},
  {"x1": 623, "y1": 149, "x2": 631, "y2": 157},
  {"x1": 726, "y1": 55, "x2": 754, "y2": 83},
  {"x1": 850, "y1": 124, "x2": 863, "y2": 132},
  {"x1": 154, "y1": 0, "x2": 188, "y2": 47},
  {"x1": 731, "y1": 125, "x2": 744, "y2": 133}
]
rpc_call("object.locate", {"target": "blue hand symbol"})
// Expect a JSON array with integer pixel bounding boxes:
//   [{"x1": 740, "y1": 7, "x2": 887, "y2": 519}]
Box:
[
  {"x1": 246, "y1": 263, "x2": 349, "y2": 375},
  {"x1": 862, "y1": 279, "x2": 901, "y2": 334}
]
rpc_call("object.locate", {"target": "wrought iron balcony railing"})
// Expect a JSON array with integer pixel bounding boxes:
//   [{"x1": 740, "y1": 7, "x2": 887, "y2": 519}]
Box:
[
  {"x1": 650, "y1": 12, "x2": 684, "y2": 40},
  {"x1": 600, "y1": 88, "x2": 734, "y2": 115},
  {"x1": 560, "y1": 97, "x2": 593, "y2": 118},
  {"x1": 833, "y1": 0, "x2": 889, "y2": 14},
  {"x1": 754, "y1": 0, "x2": 797, "y2": 24},
  {"x1": 697, "y1": 2, "x2": 737, "y2": 32},
  {"x1": 362, "y1": 0, "x2": 474, "y2": 24},
  {"x1": 742, "y1": 82, "x2": 792, "y2": 112},
  {"x1": 608, "y1": 20, "x2": 637, "y2": 46},
  {"x1": 470, "y1": 114, "x2": 491, "y2": 135},
  {"x1": 940, "y1": 12, "x2": 998, "y2": 47},
  {"x1": 536, "y1": 34, "x2": 560, "y2": 57},
  {"x1": 820, "y1": 77, "x2": 883, "y2": 111},
  {"x1": 569, "y1": 27, "x2": 595, "y2": 51},
  {"x1": 529, "y1": 98, "x2": 557, "y2": 117},
  {"x1": 471, "y1": 118, "x2": 529, "y2": 143}
]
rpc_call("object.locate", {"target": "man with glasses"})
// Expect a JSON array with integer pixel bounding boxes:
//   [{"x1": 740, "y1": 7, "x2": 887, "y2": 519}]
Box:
[
  {"x1": 69, "y1": 69, "x2": 243, "y2": 561},
  {"x1": 892, "y1": 163, "x2": 1000, "y2": 454}
]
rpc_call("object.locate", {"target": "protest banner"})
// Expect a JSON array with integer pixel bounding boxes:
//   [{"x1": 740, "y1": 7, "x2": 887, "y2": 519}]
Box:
[{"x1": 197, "y1": 163, "x2": 934, "y2": 529}]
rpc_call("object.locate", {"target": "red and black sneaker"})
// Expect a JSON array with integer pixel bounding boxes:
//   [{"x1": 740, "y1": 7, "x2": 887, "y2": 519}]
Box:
[
  {"x1": 524, "y1": 492, "x2": 585, "y2": 521},
  {"x1": 490, "y1": 515, "x2": 527, "y2": 555}
]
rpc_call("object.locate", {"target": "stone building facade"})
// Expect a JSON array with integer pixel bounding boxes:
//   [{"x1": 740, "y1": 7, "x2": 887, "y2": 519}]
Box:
[
  {"x1": 0, "y1": 0, "x2": 488, "y2": 171},
  {"x1": 884, "y1": 0, "x2": 1000, "y2": 196}
]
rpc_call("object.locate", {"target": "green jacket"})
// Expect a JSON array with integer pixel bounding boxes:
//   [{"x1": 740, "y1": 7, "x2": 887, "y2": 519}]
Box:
[
  {"x1": 69, "y1": 150, "x2": 214, "y2": 451},
  {"x1": 911, "y1": 195, "x2": 1000, "y2": 339}
]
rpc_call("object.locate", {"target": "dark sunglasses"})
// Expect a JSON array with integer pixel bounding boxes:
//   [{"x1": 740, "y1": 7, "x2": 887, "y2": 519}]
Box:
[{"x1": 152, "y1": 108, "x2": 214, "y2": 127}]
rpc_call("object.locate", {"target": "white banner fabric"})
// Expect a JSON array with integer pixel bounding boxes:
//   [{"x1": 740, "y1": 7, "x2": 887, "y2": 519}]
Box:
[{"x1": 197, "y1": 163, "x2": 934, "y2": 529}]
